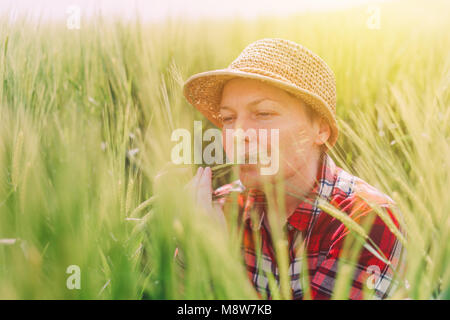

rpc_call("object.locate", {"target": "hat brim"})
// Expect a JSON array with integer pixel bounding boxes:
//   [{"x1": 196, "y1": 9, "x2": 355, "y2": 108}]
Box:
[{"x1": 183, "y1": 69, "x2": 338, "y2": 148}]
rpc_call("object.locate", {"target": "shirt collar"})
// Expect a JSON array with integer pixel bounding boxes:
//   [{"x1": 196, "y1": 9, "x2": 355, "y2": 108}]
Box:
[{"x1": 242, "y1": 152, "x2": 337, "y2": 231}]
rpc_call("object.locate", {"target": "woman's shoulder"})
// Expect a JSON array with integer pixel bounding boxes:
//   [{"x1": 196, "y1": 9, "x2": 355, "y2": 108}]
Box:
[
  {"x1": 332, "y1": 167, "x2": 396, "y2": 209},
  {"x1": 329, "y1": 166, "x2": 402, "y2": 227}
]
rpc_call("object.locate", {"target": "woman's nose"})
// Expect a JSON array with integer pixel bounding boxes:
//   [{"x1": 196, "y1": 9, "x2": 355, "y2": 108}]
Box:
[
  {"x1": 234, "y1": 116, "x2": 254, "y2": 132},
  {"x1": 232, "y1": 117, "x2": 258, "y2": 145}
]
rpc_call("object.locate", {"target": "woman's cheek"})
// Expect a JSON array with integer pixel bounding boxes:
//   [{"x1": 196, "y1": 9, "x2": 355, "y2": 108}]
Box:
[{"x1": 277, "y1": 129, "x2": 305, "y2": 171}]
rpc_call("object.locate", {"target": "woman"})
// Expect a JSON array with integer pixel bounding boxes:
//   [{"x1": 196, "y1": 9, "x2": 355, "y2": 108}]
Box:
[{"x1": 182, "y1": 38, "x2": 404, "y2": 299}]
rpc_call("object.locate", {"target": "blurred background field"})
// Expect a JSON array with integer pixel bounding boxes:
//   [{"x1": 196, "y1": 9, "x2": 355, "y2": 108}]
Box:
[{"x1": 0, "y1": 0, "x2": 448, "y2": 299}]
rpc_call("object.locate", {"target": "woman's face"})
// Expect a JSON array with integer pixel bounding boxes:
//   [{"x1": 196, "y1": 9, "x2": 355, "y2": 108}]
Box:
[{"x1": 219, "y1": 78, "x2": 330, "y2": 188}]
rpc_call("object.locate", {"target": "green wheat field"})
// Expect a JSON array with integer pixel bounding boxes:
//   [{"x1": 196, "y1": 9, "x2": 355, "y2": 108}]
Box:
[{"x1": 0, "y1": 0, "x2": 448, "y2": 299}]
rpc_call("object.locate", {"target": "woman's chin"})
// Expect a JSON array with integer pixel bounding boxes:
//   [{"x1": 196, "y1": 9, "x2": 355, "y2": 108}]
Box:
[{"x1": 239, "y1": 164, "x2": 272, "y2": 188}]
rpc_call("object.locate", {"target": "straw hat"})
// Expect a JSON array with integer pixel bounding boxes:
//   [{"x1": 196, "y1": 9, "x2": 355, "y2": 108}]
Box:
[{"x1": 183, "y1": 38, "x2": 339, "y2": 148}]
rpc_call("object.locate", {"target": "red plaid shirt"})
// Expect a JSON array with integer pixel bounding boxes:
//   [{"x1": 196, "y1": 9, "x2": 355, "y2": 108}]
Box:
[{"x1": 213, "y1": 153, "x2": 405, "y2": 300}]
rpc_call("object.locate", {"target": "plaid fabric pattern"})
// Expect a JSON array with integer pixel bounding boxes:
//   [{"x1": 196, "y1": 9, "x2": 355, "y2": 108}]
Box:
[{"x1": 213, "y1": 153, "x2": 405, "y2": 300}]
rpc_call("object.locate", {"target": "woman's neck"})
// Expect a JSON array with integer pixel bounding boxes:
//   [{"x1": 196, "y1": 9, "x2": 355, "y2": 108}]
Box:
[{"x1": 270, "y1": 150, "x2": 323, "y2": 220}]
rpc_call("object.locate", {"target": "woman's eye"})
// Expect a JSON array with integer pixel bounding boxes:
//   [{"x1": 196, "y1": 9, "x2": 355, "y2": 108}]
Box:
[
  {"x1": 221, "y1": 116, "x2": 235, "y2": 124},
  {"x1": 256, "y1": 112, "x2": 275, "y2": 119}
]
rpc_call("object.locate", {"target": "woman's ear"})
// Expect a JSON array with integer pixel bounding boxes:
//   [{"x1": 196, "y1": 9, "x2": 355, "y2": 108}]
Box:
[{"x1": 314, "y1": 117, "x2": 331, "y2": 146}]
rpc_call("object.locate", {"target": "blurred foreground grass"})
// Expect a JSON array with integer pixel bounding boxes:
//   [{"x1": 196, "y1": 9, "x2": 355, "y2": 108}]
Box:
[{"x1": 0, "y1": 0, "x2": 448, "y2": 299}]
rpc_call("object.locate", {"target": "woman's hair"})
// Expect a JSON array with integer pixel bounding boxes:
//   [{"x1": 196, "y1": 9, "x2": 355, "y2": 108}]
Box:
[
  {"x1": 303, "y1": 101, "x2": 321, "y2": 123},
  {"x1": 284, "y1": 91, "x2": 319, "y2": 122},
  {"x1": 287, "y1": 92, "x2": 329, "y2": 155}
]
